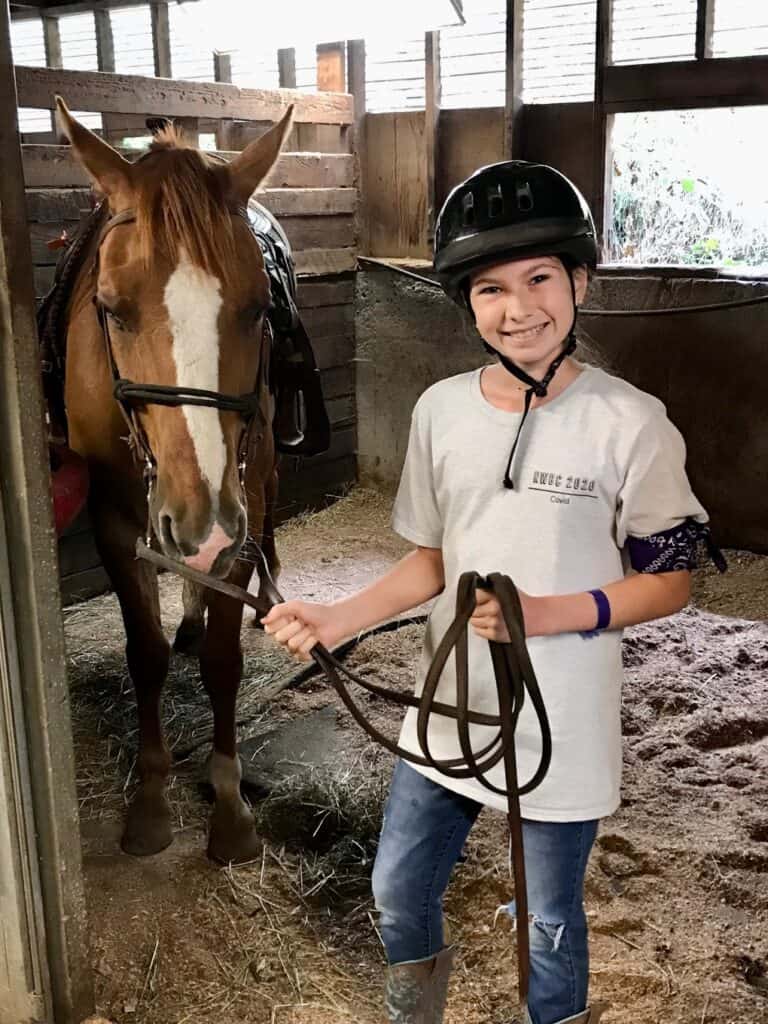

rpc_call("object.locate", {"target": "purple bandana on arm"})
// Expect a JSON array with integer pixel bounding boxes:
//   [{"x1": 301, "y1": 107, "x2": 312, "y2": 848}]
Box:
[{"x1": 627, "y1": 518, "x2": 728, "y2": 574}]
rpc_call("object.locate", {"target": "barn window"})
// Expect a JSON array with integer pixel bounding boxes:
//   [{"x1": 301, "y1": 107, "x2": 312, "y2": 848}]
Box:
[
  {"x1": 110, "y1": 4, "x2": 155, "y2": 77},
  {"x1": 439, "y1": 0, "x2": 505, "y2": 109},
  {"x1": 710, "y1": 0, "x2": 768, "y2": 57},
  {"x1": 521, "y1": 0, "x2": 597, "y2": 104},
  {"x1": 58, "y1": 11, "x2": 98, "y2": 71},
  {"x1": 11, "y1": 15, "x2": 50, "y2": 133},
  {"x1": 366, "y1": 37, "x2": 426, "y2": 112},
  {"x1": 610, "y1": 0, "x2": 698, "y2": 65},
  {"x1": 608, "y1": 107, "x2": 768, "y2": 269}
]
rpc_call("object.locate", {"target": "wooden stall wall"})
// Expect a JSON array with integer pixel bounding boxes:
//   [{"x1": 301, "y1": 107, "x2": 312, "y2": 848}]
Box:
[
  {"x1": 364, "y1": 106, "x2": 508, "y2": 260},
  {"x1": 16, "y1": 65, "x2": 358, "y2": 603}
]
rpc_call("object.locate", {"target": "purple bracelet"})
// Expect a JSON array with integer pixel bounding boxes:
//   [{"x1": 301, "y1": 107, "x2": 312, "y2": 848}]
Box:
[{"x1": 580, "y1": 588, "x2": 611, "y2": 639}]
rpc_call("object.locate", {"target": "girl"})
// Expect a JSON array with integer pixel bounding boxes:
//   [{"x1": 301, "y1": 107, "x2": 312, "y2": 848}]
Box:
[{"x1": 262, "y1": 161, "x2": 721, "y2": 1024}]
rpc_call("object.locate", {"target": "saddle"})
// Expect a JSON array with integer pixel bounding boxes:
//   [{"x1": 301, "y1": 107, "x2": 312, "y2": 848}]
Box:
[{"x1": 38, "y1": 196, "x2": 331, "y2": 458}]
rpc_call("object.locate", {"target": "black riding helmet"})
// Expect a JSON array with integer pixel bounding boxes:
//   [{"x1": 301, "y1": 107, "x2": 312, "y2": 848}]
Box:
[{"x1": 433, "y1": 161, "x2": 597, "y2": 488}]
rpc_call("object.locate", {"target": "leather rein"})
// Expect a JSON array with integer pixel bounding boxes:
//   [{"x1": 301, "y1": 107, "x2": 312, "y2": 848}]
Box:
[{"x1": 135, "y1": 532, "x2": 552, "y2": 1017}]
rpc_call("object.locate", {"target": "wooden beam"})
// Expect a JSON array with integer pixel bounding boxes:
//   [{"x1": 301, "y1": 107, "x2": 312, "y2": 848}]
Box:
[
  {"x1": 504, "y1": 0, "x2": 523, "y2": 157},
  {"x1": 278, "y1": 47, "x2": 296, "y2": 88},
  {"x1": 150, "y1": 0, "x2": 172, "y2": 78},
  {"x1": 603, "y1": 55, "x2": 768, "y2": 111},
  {"x1": 0, "y1": 3, "x2": 93, "y2": 1020},
  {"x1": 22, "y1": 144, "x2": 356, "y2": 188},
  {"x1": 12, "y1": 0, "x2": 165, "y2": 18},
  {"x1": 42, "y1": 14, "x2": 61, "y2": 68},
  {"x1": 346, "y1": 38, "x2": 366, "y2": 252},
  {"x1": 424, "y1": 30, "x2": 441, "y2": 245},
  {"x1": 317, "y1": 41, "x2": 345, "y2": 92},
  {"x1": 593, "y1": 0, "x2": 612, "y2": 260},
  {"x1": 294, "y1": 248, "x2": 356, "y2": 277},
  {"x1": 696, "y1": 0, "x2": 715, "y2": 62},
  {"x1": 15, "y1": 66, "x2": 355, "y2": 124},
  {"x1": 25, "y1": 185, "x2": 356, "y2": 221},
  {"x1": 213, "y1": 51, "x2": 231, "y2": 83},
  {"x1": 94, "y1": 8, "x2": 115, "y2": 72}
]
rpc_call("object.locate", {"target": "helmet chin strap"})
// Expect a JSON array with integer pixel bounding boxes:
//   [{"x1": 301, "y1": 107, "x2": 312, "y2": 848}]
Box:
[{"x1": 485, "y1": 270, "x2": 579, "y2": 490}]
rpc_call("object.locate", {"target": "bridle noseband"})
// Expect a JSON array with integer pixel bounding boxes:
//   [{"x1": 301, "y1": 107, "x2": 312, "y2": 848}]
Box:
[{"x1": 92, "y1": 202, "x2": 270, "y2": 539}]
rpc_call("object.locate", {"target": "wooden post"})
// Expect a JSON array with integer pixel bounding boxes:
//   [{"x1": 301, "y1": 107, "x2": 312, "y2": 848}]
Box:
[
  {"x1": 0, "y1": 4, "x2": 93, "y2": 1021},
  {"x1": 150, "y1": 0, "x2": 172, "y2": 78},
  {"x1": 94, "y1": 8, "x2": 115, "y2": 72},
  {"x1": 214, "y1": 51, "x2": 232, "y2": 83},
  {"x1": 95, "y1": 7, "x2": 119, "y2": 142},
  {"x1": 317, "y1": 41, "x2": 346, "y2": 92},
  {"x1": 347, "y1": 38, "x2": 366, "y2": 253},
  {"x1": 593, "y1": 0, "x2": 613, "y2": 262},
  {"x1": 214, "y1": 52, "x2": 233, "y2": 150},
  {"x1": 42, "y1": 14, "x2": 62, "y2": 69},
  {"x1": 696, "y1": 0, "x2": 715, "y2": 61},
  {"x1": 175, "y1": 117, "x2": 199, "y2": 146},
  {"x1": 504, "y1": 0, "x2": 523, "y2": 157},
  {"x1": 42, "y1": 14, "x2": 61, "y2": 134},
  {"x1": 278, "y1": 47, "x2": 297, "y2": 88},
  {"x1": 425, "y1": 30, "x2": 441, "y2": 247}
]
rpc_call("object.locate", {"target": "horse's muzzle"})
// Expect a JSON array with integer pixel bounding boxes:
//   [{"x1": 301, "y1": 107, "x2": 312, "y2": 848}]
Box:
[{"x1": 158, "y1": 507, "x2": 246, "y2": 577}]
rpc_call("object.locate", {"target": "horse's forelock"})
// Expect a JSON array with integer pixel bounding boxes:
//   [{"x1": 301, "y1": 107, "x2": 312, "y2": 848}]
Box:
[{"x1": 134, "y1": 147, "x2": 239, "y2": 280}]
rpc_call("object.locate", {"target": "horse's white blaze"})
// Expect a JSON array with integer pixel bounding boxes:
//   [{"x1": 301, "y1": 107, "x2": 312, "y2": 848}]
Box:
[{"x1": 164, "y1": 252, "x2": 226, "y2": 502}]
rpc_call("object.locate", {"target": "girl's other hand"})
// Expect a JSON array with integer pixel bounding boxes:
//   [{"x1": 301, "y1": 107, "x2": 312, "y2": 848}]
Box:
[{"x1": 471, "y1": 587, "x2": 550, "y2": 640}]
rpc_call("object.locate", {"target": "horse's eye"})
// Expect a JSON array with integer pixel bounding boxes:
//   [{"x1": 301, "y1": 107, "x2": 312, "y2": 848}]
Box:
[{"x1": 106, "y1": 310, "x2": 129, "y2": 332}]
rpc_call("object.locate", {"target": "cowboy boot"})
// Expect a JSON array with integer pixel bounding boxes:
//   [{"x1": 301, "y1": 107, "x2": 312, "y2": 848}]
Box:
[{"x1": 384, "y1": 946, "x2": 455, "y2": 1023}]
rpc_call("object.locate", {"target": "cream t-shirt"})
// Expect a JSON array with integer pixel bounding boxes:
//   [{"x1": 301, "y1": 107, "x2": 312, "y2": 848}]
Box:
[{"x1": 392, "y1": 364, "x2": 707, "y2": 821}]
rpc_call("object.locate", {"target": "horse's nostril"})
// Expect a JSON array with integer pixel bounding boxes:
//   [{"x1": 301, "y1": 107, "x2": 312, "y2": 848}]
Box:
[
  {"x1": 168, "y1": 519, "x2": 197, "y2": 557},
  {"x1": 160, "y1": 514, "x2": 175, "y2": 551}
]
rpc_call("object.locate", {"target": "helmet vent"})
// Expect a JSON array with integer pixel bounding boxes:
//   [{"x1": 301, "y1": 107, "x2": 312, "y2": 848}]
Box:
[
  {"x1": 461, "y1": 192, "x2": 475, "y2": 226},
  {"x1": 487, "y1": 184, "x2": 504, "y2": 219},
  {"x1": 516, "y1": 182, "x2": 534, "y2": 212}
]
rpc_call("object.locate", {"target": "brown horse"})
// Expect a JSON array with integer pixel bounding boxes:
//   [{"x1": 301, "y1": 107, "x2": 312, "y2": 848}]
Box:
[{"x1": 57, "y1": 97, "x2": 294, "y2": 863}]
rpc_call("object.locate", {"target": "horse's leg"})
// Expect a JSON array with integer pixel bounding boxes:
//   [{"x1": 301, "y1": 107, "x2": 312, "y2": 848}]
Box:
[
  {"x1": 91, "y1": 502, "x2": 174, "y2": 855},
  {"x1": 173, "y1": 580, "x2": 207, "y2": 655},
  {"x1": 200, "y1": 556, "x2": 260, "y2": 863}
]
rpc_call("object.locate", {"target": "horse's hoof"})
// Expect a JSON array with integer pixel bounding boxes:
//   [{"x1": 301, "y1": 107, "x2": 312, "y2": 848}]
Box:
[
  {"x1": 207, "y1": 803, "x2": 261, "y2": 864},
  {"x1": 173, "y1": 619, "x2": 206, "y2": 656},
  {"x1": 121, "y1": 794, "x2": 174, "y2": 856}
]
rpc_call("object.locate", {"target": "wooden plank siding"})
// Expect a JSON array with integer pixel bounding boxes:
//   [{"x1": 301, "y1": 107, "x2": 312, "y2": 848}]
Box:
[
  {"x1": 367, "y1": 105, "x2": 508, "y2": 257},
  {"x1": 14, "y1": 64, "x2": 354, "y2": 124},
  {"x1": 22, "y1": 145, "x2": 355, "y2": 188}
]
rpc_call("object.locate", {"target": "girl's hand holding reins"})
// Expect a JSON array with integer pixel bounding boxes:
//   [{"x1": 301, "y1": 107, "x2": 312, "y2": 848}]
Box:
[
  {"x1": 261, "y1": 600, "x2": 346, "y2": 662},
  {"x1": 471, "y1": 587, "x2": 550, "y2": 640}
]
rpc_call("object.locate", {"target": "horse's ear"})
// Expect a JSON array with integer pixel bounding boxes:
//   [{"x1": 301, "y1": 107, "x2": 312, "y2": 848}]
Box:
[
  {"x1": 55, "y1": 95, "x2": 132, "y2": 204},
  {"x1": 228, "y1": 105, "x2": 294, "y2": 205}
]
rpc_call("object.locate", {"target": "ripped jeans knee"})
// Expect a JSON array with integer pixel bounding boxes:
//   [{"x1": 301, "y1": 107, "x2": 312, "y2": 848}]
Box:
[
  {"x1": 498, "y1": 901, "x2": 591, "y2": 1024},
  {"x1": 530, "y1": 914, "x2": 568, "y2": 953}
]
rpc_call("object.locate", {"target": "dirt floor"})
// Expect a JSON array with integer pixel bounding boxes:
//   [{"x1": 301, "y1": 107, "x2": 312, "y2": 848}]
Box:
[{"x1": 65, "y1": 488, "x2": 768, "y2": 1024}]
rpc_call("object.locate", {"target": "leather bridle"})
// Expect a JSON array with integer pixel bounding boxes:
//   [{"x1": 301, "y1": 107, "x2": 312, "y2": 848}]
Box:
[{"x1": 92, "y1": 203, "x2": 270, "y2": 538}]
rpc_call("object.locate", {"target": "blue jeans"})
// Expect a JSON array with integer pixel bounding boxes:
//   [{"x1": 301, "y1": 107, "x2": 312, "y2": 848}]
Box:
[{"x1": 372, "y1": 760, "x2": 598, "y2": 1024}]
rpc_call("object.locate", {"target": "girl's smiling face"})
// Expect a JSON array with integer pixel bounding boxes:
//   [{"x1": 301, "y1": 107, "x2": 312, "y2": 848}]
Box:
[{"x1": 468, "y1": 256, "x2": 588, "y2": 373}]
